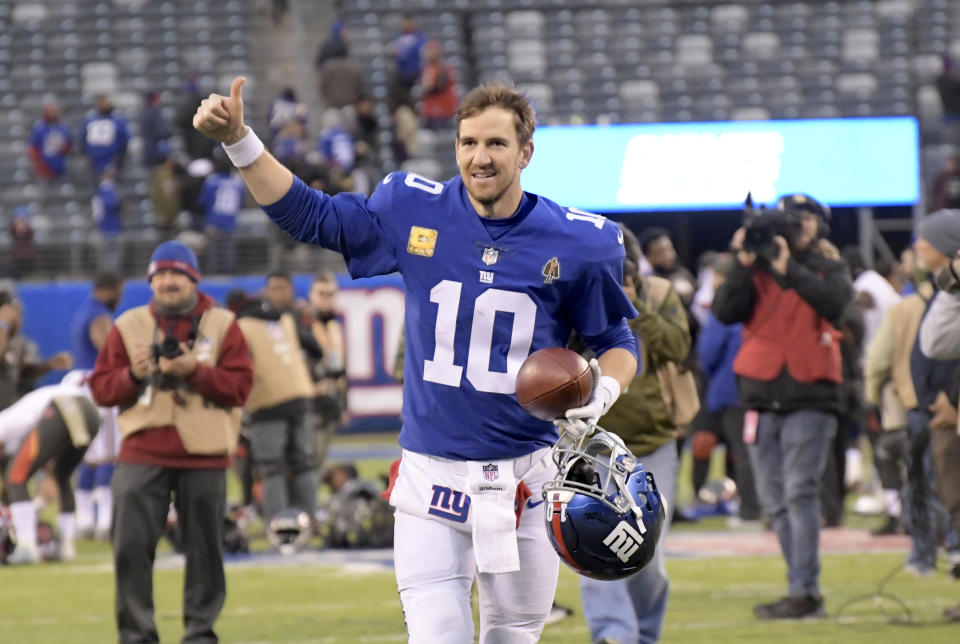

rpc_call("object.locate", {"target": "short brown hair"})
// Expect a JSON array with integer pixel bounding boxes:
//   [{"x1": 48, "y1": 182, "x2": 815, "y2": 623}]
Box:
[{"x1": 456, "y1": 83, "x2": 536, "y2": 146}]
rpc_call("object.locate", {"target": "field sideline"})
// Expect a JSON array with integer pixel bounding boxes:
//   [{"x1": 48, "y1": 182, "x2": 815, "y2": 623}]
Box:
[{"x1": 3, "y1": 440, "x2": 959, "y2": 642}]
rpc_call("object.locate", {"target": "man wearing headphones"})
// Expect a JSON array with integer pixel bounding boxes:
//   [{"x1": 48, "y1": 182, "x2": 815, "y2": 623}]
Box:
[{"x1": 712, "y1": 195, "x2": 852, "y2": 620}]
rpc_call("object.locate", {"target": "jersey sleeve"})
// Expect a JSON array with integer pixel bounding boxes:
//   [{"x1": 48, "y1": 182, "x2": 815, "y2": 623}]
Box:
[{"x1": 262, "y1": 175, "x2": 400, "y2": 278}]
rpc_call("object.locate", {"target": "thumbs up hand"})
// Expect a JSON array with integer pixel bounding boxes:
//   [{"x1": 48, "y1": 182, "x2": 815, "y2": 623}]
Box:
[{"x1": 193, "y1": 76, "x2": 248, "y2": 145}]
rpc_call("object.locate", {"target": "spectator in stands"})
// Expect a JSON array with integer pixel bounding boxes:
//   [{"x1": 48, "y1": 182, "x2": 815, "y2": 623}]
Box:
[
  {"x1": 182, "y1": 157, "x2": 213, "y2": 231},
  {"x1": 266, "y1": 88, "x2": 307, "y2": 147},
  {"x1": 937, "y1": 56, "x2": 960, "y2": 145},
  {"x1": 0, "y1": 291, "x2": 74, "y2": 411},
  {"x1": 389, "y1": 96, "x2": 420, "y2": 165},
  {"x1": 696, "y1": 254, "x2": 760, "y2": 525},
  {"x1": 271, "y1": 119, "x2": 307, "y2": 171},
  {"x1": 92, "y1": 165, "x2": 123, "y2": 274},
  {"x1": 89, "y1": 240, "x2": 252, "y2": 643},
  {"x1": 712, "y1": 194, "x2": 851, "y2": 620},
  {"x1": 82, "y1": 95, "x2": 130, "y2": 181},
  {"x1": 305, "y1": 272, "x2": 347, "y2": 476},
  {"x1": 353, "y1": 96, "x2": 378, "y2": 148},
  {"x1": 929, "y1": 154, "x2": 960, "y2": 212},
  {"x1": 317, "y1": 23, "x2": 366, "y2": 112},
  {"x1": 149, "y1": 143, "x2": 182, "y2": 237},
  {"x1": 139, "y1": 90, "x2": 171, "y2": 167},
  {"x1": 419, "y1": 41, "x2": 459, "y2": 130},
  {"x1": 200, "y1": 153, "x2": 245, "y2": 274},
  {"x1": 28, "y1": 101, "x2": 72, "y2": 180},
  {"x1": 389, "y1": 16, "x2": 426, "y2": 105},
  {"x1": 319, "y1": 109, "x2": 356, "y2": 175},
  {"x1": 176, "y1": 79, "x2": 216, "y2": 161},
  {"x1": 9, "y1": 207, "x2": 36, "y2": 279},
  {"x1": 351, "y1": 140, "x2": 378, "y2": 196}
]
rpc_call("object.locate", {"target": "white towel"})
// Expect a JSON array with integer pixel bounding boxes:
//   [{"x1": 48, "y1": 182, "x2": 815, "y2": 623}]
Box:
[{"x1": 467, "y1": 460, "x2": 520, "y2": 574}]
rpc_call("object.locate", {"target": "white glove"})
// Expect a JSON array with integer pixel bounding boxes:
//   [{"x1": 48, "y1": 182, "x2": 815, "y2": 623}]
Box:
[{"x1": 553, "y1": 359, "x2": 621, "y2": 440}]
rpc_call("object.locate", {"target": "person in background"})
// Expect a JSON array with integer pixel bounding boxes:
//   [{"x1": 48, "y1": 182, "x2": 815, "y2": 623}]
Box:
[
  {"x1": 176, "y1": 79, "x2": 216, "y2": 162},
  {"x1": 69, "y1": 271, "x2": 123, "y2": 540},
  {"x1": 712, "y1": 194, "x2": 851, "y2": 620},
  {"x1": 82, "y1": 95, "x2": 130, "y2": 181},
  {"x1": 578, "y1": 225, "x2": 688, "y2": 644},
  {"x1": 389, "y1": 16, "x2": 426, "y2": 105},
  {"x1": 696, "y1": 253, "x2": 760, "y2": 525},
  {"x1": 929, "y1": 155, "x2": 960, "y2": 213},
  {"x1": 28, "y1": 101, "x2": 72, "y2": 180},
  {"x1": 915, "y1": 212, "x2": 960, "y2": 621},
  {"x1": 149, "y1": 143, "x2": 182, "y2": 237},
  {"x1": 10, "y1": 207, "x2": 36, "y2": 279},
  {"x1": 200, "y1": 153, "x2": 245, "y2": 275},
  {"x1": 89, "y1": 240, "x2": 252, "y2": 643},
  {"x1": 638, "y1": 227, "x2": 697, "y2": 311},
  {"x1": 419, "y1": 41, "x2": 459, "y2": 129},
  {"x1": 93, "y1": 165, "x2": 123, "y2": 274},
  {"x1": 139, "y1": 90, "x2": 171, "y2": 167},
  {"x1": 317, "y1": 21, "x2": 366, "y2": 113},
  {"x1": 265, "y1": 88, "x2": 307, "y2": 148}
]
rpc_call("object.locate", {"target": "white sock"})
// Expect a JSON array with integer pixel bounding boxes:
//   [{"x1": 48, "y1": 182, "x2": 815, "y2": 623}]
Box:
[
  {"x1": 10, "y1": 501, "x2": 38, "y2": 550},
  {"x1": 883, "y1": 490, "x2": 902, "y2": 518},
  {"x1": 58, "y1": 512, "x2": 76, "y2": 543},
  {"x1": 75, "y1": 489, "x2": 94, "y2": 532},
  {"x1": 94, "y1": 486, "x2": 113, "y2": 534}
]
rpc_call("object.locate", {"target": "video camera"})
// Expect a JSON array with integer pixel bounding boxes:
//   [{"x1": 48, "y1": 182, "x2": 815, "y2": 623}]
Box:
[
  {"x1": 150, "y1": 336, "x2": 184, "y2": 361},
  {"x1": 740, "y1": 194, "x2": 804, "y2": 262}
]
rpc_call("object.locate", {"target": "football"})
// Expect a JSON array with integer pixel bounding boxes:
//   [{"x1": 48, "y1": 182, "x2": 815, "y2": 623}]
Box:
[{"x1": 515, "y1": 347, "x2": 594, "y2": 421}]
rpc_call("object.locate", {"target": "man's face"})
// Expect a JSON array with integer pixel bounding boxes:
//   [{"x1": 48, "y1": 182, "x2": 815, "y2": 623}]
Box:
[
  {"x1": 265, "y1": 277, "x2": 294, "y2": 311},
  {"x1": 645, "y1": 236, "x2": 676, "y2": 271},
  {"x1": 793, "y1": 213, "x2": 820, "y2": 251},
  {"x1": 99, "y1": 286, "x2": 122, "y2": 312},
  {"x1": 914, "y1": 237, "x2": 950, "y2": 272},
  {"x1": 309, "y1": 280, "x2": 337, "y2": 314},
  {"x1": 455, "y1": 107, "x2": 532, "y2": 216},
  {"x1": 150, "y1": 270, "x2": 196, "y2": 309}
]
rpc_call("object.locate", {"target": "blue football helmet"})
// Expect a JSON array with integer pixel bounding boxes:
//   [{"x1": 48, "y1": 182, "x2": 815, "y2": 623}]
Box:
[{"x1": 542, "y1": 428, "x2": 665, "y2": 581}]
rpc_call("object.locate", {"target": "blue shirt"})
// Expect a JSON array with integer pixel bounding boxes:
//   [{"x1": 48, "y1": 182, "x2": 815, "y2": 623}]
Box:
[
  {"x1": 264, "y1": 172, "x2": 637, "y2": 460},
  {"x1": 201, "y1": 172, "x2": 245, "y2": 232},
  {"x1": 696, "y1": 311, "x2": 742, "y2": 412},
  {"x1": 93, "y1": 180, "x2": 122, "y2": 233},
  {"x1": 83, "y1": 113, "x2": 130, "y2": 174},
  {"x1": 29, "y1": 120, "x2": 72, "y2": 177},
  {"x1": 70, "y1": 296, "x2": 113, "y2": 370}
]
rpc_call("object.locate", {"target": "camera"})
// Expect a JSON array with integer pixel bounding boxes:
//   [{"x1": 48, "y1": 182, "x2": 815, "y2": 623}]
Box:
[
  {"x1": 151, "y1": 336, "x2": 183, "y2": 361},
  {"x1": 740, "y1": 194, "x2": 804, "y2": 262},
  {"x1": 934, "y1": 258, "x2": 960, "y2": 295}
]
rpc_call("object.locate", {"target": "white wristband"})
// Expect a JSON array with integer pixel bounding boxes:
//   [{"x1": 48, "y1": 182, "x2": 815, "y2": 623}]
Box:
[
  {"x1": 222, "y1": 128, "x2": 264, "y2": 168},
  {"x1": 598, "y1": 375, "x2": 621, "y2": 415}
]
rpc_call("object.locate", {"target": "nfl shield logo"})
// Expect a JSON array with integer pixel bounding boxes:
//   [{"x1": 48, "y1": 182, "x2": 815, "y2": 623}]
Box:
[
  {"x1": 482, "y1": 464, "x2": 499, "y2": 481},
  {"x1": 482, "y1": 247, "x2": 499, "y2": 266}
]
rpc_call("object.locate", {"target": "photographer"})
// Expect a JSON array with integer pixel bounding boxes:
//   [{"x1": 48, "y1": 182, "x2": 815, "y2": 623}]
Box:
[
  {"x1": 712, "y1": 194, "x2": 852, "y2": 620},
  {"x1": 89, "y1": 241, "x2": 252, "y2": 643},
  {"x1": 915, "y1": 209, "x2": 960, "y2": 622}
]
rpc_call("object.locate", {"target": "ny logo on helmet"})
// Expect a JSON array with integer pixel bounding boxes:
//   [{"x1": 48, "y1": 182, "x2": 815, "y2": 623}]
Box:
[{"x1": 603, "y1": 520, "x2": 645, "y2": 563}]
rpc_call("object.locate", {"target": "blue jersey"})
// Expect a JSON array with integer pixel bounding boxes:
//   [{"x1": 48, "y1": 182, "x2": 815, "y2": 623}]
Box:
[
  {"x1": 92, "y1": 180, "x2": 122, "y2": 233},
  {"x1": 70, "y1": 296, "x2": 113, "y2": 370},
  {"x1": 83, "y1": 113, "x2": 130, "y2": 174},
  {"x1": 29, "y1": 120, "x2": 72, "y2": 177},
  {"x1": 201, "y1": 172, "x2": 245, "y2": 232},
  {"x1": 264, "y1": 172, "x2": 637, "y2": 460}
]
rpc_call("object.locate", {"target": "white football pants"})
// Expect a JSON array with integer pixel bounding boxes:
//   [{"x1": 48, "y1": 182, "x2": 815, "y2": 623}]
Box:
[{"x1": 393, "y1": 462, "x2": 559, "y2": 644}]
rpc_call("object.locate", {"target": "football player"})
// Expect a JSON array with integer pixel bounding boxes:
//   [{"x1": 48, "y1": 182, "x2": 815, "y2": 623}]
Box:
[
  {"x1": 195, "y1": 77, "x2": 638, "y2": 643},
  {"x1": 0, "y1": 372, "x2": 101, "y2": 563}
]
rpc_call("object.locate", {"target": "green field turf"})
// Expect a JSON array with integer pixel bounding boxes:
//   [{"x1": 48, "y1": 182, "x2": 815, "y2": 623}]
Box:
[{"x1": 4, "y1": 440, "x2": 958, "y2": 642}]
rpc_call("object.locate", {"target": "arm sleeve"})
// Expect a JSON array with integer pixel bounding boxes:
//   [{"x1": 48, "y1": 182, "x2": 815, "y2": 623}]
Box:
[
  {"x1": 88, "y1": 326, "x2": 141, "y2": 407},
  {"x1": 711, "y1": 262, "x2": 755, "y2": 324},
  {"x1": 580, "y1": 319, "x2": 639, "y2": 364},
  {"x1": 569, "y1": 252, "x2": 640, "y2": 365},
  {"x1": 864, "y1": 312, "x2": 894, "y2": 406},
  {"x1": 187, "y1": 321, "x2": 253, "y2": 407},
  {"x1": 262, "y1": 176, "x2": 399, "y2": 278},
  {"x1": 632, "y1": 287, "x2": 691, "y2": 364},
  {"x1": 783, "y1": 258, "x2": 852, "y2": 323},
  {"x1": 919, "y1": 291, "x2": 960, "y2": 360}
]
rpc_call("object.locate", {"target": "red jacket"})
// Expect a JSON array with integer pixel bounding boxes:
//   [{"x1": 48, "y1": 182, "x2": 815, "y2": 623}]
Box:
[
  {"x1": 90, "y1": 292, "x2": 252, "y2": 468},
  {"x1": 733, "y1": 270, "x2": 843, "y2": 385}
]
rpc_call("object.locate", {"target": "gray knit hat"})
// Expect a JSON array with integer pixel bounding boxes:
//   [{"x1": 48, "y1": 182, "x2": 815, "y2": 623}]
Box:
[{"x1": 919, "y1": 209, "x2": 960, "y2": 258}]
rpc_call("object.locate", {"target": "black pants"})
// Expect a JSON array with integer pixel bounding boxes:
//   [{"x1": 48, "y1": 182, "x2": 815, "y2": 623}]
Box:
[
  {"x1": 112, "y1": 463, "x2": 226, "y2": 644},
  {"x1": 3, "y1": 398, "x2": 100, "y2": 512},
  {"x1": 930, "y1": 426, "x2": 960, "y2": 537}
]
